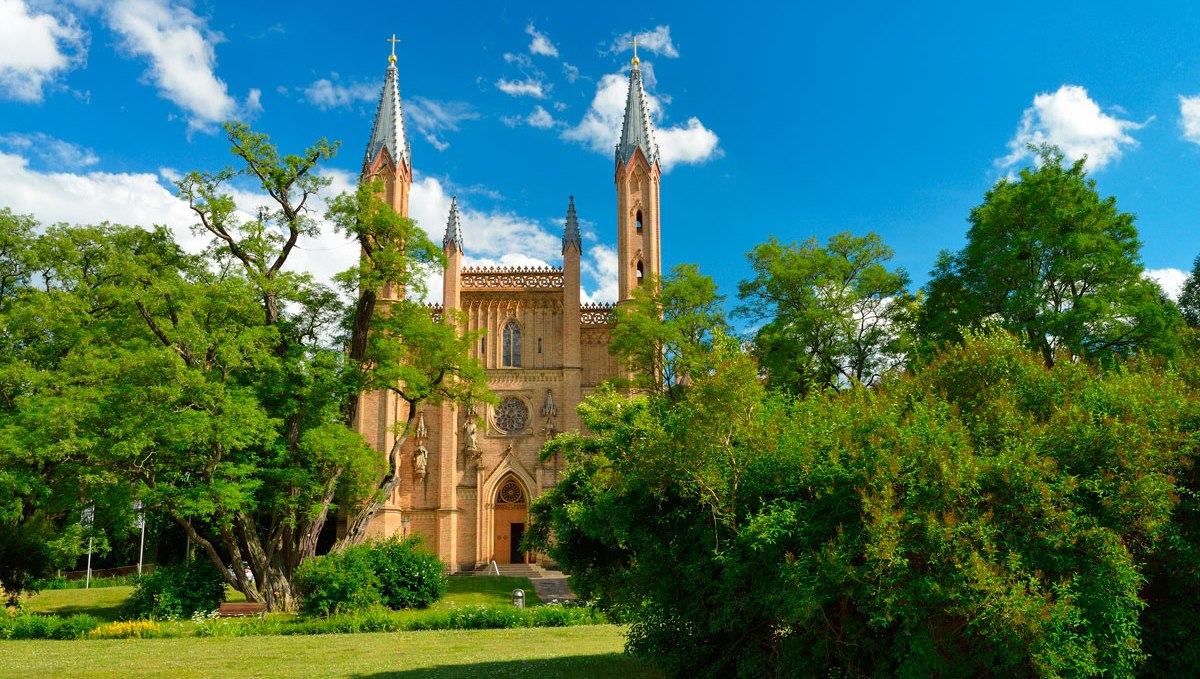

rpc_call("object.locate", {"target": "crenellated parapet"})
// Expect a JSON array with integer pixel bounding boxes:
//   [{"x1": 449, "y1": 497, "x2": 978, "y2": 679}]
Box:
[{"x1": 461, "y1": 266, "x2": 565, "y2": 291}]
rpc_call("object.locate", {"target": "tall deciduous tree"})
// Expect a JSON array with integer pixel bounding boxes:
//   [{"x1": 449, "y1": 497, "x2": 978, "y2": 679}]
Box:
[
  {"x1": 736, "y1": 232, "x2": 912, "y2": 396},
  {"x1": 0, "y1": 123, "x2": 489, "y2": 611},
  {"x1": 1177, "y1": 254, "x2": 1200, "y2": 328},
  {"x1": 608, "y1": 263, "x2": 729, "y2": 397},
  {"x1": 918, "y1": 144, "x2": 1182, "y2": 366}
]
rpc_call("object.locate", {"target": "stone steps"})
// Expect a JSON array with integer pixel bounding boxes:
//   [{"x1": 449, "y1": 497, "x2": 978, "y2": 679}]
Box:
[{"x1": 469, "y1": 563, "x2": 547, "y2": 578}]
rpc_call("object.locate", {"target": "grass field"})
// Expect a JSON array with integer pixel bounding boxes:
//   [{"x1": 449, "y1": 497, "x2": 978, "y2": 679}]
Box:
[
  {"x1": 22, "y1": 575, "x2": 541, "y2": 622},
  {"x1": 0, "y1": 625, "x2": 663, "y2": 678},
  {"x1": 10, "y1": 577, "x2": 660, "y2": 677}
]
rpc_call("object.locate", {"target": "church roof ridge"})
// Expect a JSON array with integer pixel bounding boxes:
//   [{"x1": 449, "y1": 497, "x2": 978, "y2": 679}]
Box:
[
  {"x1": 364, "y1": 57, "x2": 410, "y2": 171},
  {"x1": 615, "y1": 64, "x2": 659, "y2": 170},
  {"x1": 443, "y1": 195, "x2": 463, "y2": 251},
  {"x1": 563, "y1": 195, "x2": 581, "y2": 253}
]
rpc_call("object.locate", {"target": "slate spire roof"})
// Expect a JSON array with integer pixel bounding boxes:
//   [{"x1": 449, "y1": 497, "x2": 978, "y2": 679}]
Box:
[
  {"x1": 364, "y1": 56, "x2": 410, "y2": 171},
  {"x1": 615, "y1": 60, "x2": 659, "y2": 169},
  {"x1": 444, "y1": 195, "x2": 463, "y2": 251},
  {"x1": 563, "y1": 195, "x2": 581, "y2": 253}
]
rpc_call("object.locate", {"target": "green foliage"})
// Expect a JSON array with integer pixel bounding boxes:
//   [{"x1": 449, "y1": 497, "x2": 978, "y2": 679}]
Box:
[
  {"x1": 292, "y1": 548, "x2": 381, "y2": 616},
  {"x1": 0, "y1": 121, "x2": 489, "y2": 614},
  {"x1": 0, "y1": 612, "x2": 101, "y2": 640},
  {"x1": 127, "y1": 559, "x2": 226, "y2": 620},
  {"x1": 919, "y1": 144, "x2": 1182, "y2": 366},
  {"x1": 533, "y1": 330, "x2": 1199, "y2": 678},
  {"x1": 0, "y1": 523, "x2": 52, "y2": 604},
  {"x1": 1178, "y1": 254, "x2": 1200, "y2": 328},
  {"x1": 366, "y1": 536, "x2": 446, "y2": 609},
  {"x1": 608, "y1": 264, "x2": 729, "y2": 396},
  {"x1": 293, "y1": 537, "x2": 447, "y2": 615},
  {"x1": 736, "y1": 231, "x2": 913, "y2": 396}
]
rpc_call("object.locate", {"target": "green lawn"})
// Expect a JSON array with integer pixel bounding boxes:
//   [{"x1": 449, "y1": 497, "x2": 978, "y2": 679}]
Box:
[
  {"x1": 22, "y1": 574, "x2": 536, "y2": 622},
  {"x1": 0, "y1": 625, "x2": 662, "y2": 678}
]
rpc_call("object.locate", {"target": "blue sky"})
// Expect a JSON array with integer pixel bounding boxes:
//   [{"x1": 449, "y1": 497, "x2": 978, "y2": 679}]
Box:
[{"x1": 3, "y1": 1, "x2": 1200, "y2": 306}]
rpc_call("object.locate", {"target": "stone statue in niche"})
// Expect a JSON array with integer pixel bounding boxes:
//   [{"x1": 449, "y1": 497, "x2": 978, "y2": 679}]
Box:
[
  {"x1": 541, "y1": 389, "x2": 557, "y2": 417},
  {"x1": 463, "y1": 404, "x2": 480, "y2": 452},
  {"x1": 414, "y1": 409, "x2": 428, "y2": 439},
  {"x1": 413, "y1": 443, "x2": 428, "y2": 481}
]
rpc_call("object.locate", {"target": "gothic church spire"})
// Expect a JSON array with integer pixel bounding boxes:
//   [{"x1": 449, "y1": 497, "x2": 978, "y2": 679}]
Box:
[
  {"x1": 615, "y1": 52, "x2": 659, "y2": 170},
  {"x1": 563, "y1": 195, "x2": 581, "y2": 253},
  {"x1": 364, "y1": 49, "x2": 411, "y2": 173},
  {"x1": 444, "y1": 196, "x2": 464, "y2": 251}
]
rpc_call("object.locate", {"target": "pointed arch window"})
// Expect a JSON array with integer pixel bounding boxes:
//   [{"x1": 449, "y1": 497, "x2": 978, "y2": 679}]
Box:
[
  {"x1": 636, "y1": 210, "x2": 644, "y2": 235},
  {"x1": 502, "y1": 320, "x2": 522, "y2": 367},
  {"x1": 637, "y1": 261, "x2": 644, "y2": 286}
]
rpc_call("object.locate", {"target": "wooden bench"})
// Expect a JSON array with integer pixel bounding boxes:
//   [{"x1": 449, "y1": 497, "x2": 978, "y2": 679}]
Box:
[{"x1": 217, "y1": 602, "x2": 267, "y2": 618}]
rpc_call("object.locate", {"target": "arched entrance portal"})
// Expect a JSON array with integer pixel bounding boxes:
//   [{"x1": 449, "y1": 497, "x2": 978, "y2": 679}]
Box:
[{"x1": 492, "y1": 476, "x2": 528, "y2": 564}]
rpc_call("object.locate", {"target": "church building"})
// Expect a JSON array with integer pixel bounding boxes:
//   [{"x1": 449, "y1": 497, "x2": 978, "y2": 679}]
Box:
[{"x1": 353, "y1": 46, "x2": 662, "y2": 572}]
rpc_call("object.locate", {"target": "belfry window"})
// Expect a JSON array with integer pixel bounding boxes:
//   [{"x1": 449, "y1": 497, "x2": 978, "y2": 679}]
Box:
[
  {"x1": 636, "y1": 210, "x2": 643, "y2": 235},
  {"x1": 502, "y1": 321, "x2": 522, "y2": 367},
  {"x1": 537, "y1": 337, "x2": 543, "y2": 354},
  {"x1": 637, "y1": 261, "x2": 644, "y2": 286}
]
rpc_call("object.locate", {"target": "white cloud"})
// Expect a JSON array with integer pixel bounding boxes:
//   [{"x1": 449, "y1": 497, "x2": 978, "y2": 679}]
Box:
[
  {"x1": 1000, "y1": 85, "x2": 1144, "y2": 172},
  {"x1": 0, "y1": 149, "x2": 202, "y2": 247},
  {"x1": 562, "y1": 63, "x2": 580, "y2": 83},
  {"x1": 0, "y1": 133, "x2": 99, "y2": 169},
  {"x1": 1145, "y1": 268, "x2": 1188, "y2": 302},
  {"x1": 581, "y1": 244, "x2": 618, "y2": 304},
  {"x1": 526, "y1": 23, "x2": 557, "y2": 58},
  {"x1": 303, "y1": 77, "x2": 375, "y2": 110},
  {"x1": 1179, "y1": 95, "x2": 1200, "y2": 144},
  {"x1": 503, "y1": 105, "x2": 558, "y2": 130},
  {"x1": 0, "y1": 0, "x2": 85, "y2": 102},
  {"x1": 610, "y1": 26, "x2": 679, "y2": 59},
  {"x1": 405, "y1": 97, "x2": 479, "y2": 152},
  {"x1": 562, "y1": 71, "x2": 720, "y2": 172},
  {"x1": 104, "y1": 0, "x2": 256, "y2": 132},
  {"x1": 496, "y1": 77, "x2": 545, "y2": 98}
]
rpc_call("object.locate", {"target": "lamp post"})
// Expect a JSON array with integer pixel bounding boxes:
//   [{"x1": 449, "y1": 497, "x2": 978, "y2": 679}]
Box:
[{"x1": 401, "y1": 517, "x2": 410, "y2": 539}]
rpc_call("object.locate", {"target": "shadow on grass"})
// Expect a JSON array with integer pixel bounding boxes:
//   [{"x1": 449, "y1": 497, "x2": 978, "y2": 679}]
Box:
[
  {"x1": 34, "y1": 601, "x2": 128, "y2": 622},
  {"x1": 350, "y1": 652, "x2": 663, "y2": 679}
]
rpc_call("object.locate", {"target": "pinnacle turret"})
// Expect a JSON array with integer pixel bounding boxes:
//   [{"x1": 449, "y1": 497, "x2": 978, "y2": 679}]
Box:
[
  {"x1": 364, "y1": 57, "x2": 411, "y2": 172},
  {"x1": 444, "y1": 196, "x2": 463, "y2": 251},
  {"x1": 563, "y1": 195, "x2": 581, "y2": 253},
  {"x1": 615, "y1": 63, "x2": 659, "y2": 170}
]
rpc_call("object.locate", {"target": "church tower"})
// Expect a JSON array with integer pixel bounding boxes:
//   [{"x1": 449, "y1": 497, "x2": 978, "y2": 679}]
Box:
[
  {"x1": 363, "y1": 44, "x2": 413, "y2": 301},
  {"x1": 614, "y1": 45, "x2": 662, "y2": 301}
]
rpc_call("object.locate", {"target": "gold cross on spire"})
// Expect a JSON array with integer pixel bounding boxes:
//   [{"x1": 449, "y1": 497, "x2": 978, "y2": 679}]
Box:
[
  {"x1": 629, "y1": 35, "x2": 641, "y2": 67},
  {"x1": 387, "y1": 34, "x2": 401, "y2": 64}
]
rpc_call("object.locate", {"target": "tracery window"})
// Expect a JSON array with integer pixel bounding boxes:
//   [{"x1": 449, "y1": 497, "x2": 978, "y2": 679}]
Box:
[
  {"x1": 502, "y1": 320, "x2": 521, "y2": 367},
  {"x1": 495, "y1": 397, "x2": 529, "y2": 435},
  {"x1": 497, "y1": 478, "x2": 525, "y2": 505}
]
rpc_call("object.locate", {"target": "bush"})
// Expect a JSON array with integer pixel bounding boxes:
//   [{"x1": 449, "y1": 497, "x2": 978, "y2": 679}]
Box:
[
  {"x1": 293, "y1": 547, "x2": 380, "y2": 616},
  {"x1": 293, "y1": 537, "x2": 446, "y2": 615},
  {"x1": 0, "y1": 613, "x2": 101, "y2": 640},
  {"x1": 366, "y1": 536, "x2": 446, "y2": 609},
  {"x1": 127, "y1": 559, "x2": 226, "y2": 620}
]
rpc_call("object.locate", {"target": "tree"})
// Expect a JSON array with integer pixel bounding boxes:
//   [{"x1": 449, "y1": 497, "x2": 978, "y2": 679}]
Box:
[
  {"x1": 530, "y1": 331, "x2": 1195, "y2": 677},
  {"x1": 918, "y1": 144, "x2": 1182, "y2": 366},
  {"x1": 1177, "y1": 254, "x2": 1200, "y2": 327},
  {"x1": 608, "y1": 263, "x2": 729, "y2": 397},
  {"x1": 736, "y1": 231, "x2": 913, "y2": 396},
  {"x1": 0, "y1": 123, "x2": 489, "y2": 611}
]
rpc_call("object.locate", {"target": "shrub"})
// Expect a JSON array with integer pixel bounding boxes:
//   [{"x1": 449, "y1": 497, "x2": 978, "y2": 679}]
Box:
[
  {"x1": 365, "y1": 536, "x2": 446, "y2": 609},
  {"x1": 127, "y1": 559, "x2": 225, "y2": 620},
  {"x1": 0, "y1": 613, "x2": 100, "y2": 640},
  {"x1": 293, "y1": 547, "x2": 380, "y2": 616}
]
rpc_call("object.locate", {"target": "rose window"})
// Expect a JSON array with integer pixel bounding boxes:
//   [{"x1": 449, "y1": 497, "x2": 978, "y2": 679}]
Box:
[
  {"x1": 498, "y1": 479, "x2": 524, "y2": 504},
  {"x1": 495, "y1": 397, "x2": 529, "y2": 435}
]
